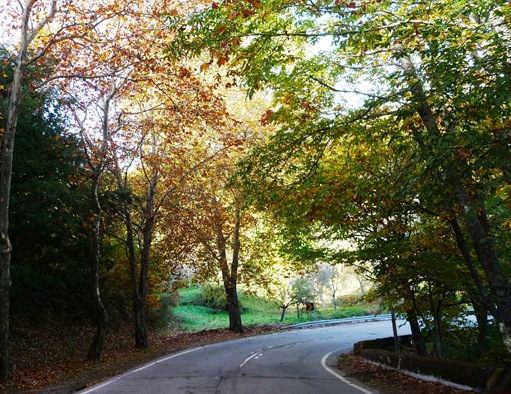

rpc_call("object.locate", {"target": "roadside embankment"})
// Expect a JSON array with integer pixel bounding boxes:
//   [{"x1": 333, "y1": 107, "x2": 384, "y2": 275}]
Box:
[{"x1": 354, "y1": 336, "x2": 511, "y2": 393}]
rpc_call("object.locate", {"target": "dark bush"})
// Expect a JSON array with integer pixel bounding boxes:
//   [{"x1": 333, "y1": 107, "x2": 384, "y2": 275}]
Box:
[{"x1": 146, "y1": 292, "x2": 180, "y2": 328}]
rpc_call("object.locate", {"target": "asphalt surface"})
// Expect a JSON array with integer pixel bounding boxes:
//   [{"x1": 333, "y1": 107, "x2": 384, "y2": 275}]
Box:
[{"x1": 80, "y1": 320, "x2": 411, "y2": 394}]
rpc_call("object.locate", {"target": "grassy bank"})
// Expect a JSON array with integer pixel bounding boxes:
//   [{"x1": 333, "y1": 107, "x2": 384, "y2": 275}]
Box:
[{"x1": 173, "y1": 286, "x2": 375, "y2": 331}]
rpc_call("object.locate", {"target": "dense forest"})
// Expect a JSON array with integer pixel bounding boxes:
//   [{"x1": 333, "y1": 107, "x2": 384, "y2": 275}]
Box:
[{"x1": 1, "y1": 0, "x2": 510, "y2": 385}]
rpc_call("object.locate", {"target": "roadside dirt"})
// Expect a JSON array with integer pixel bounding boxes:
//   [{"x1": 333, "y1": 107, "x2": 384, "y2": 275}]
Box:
[
  {"x1": 336, "y1": 353, "x2": 471, "y2": 394},
  {"x1": 1, "y1": 324, "x2": 475, "y2": 394}
]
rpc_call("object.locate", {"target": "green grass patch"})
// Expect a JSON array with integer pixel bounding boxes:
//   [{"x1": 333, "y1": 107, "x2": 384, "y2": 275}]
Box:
[
  {"x1": 173, "y1": 305, "x2": 229, "y2": 331},
  {"x1": 178, "y1": 286, "x2": 201, "y2": 306},
  {"x1": 173, "y1": 286, "x2": 377, "y2": 331}
]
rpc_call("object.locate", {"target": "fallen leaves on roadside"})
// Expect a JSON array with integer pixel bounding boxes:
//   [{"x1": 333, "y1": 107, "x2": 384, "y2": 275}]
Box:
[
  {"x1": 1, "y1": 321, "x2": 284, "y2": 393},
  {"x1": 337, "y1": 353, "x2": 470, "y2": 394}
]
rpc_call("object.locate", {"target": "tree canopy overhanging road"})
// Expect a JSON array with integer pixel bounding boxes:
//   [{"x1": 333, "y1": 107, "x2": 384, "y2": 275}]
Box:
[{"x1": 1, "y1": 0, "x2": 510, "y2": 385}]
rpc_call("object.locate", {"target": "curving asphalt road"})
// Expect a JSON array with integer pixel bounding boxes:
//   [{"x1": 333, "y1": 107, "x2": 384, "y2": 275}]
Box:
[{"x1": 80, "y1": 320, "x2": 411, "y2": 394}]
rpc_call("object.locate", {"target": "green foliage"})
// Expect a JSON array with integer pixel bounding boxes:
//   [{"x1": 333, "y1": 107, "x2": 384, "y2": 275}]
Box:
[
  {"x1": 167, "y1": 0, "x2": 511, "y2": 353},
  {"x1": 290, "y1": 277, "x2": 315, "y2": 304},
  {"x1": 1, "y1": 51, "x2": 93, "y2": 320},
  {"x1": 178, "y1": 286, "x2": 201, "y2": 306},
  {"x1": 195, "y1": 284, "x2": 228, "y2": 310},
  {"x1": 336, "y1": 293, "x2": 365, "y2": 306},
  {"x1": 146, "y1": 292, "x2": 180, "y2": 329},
  {"x1": 195, "y1": 284, "x2": 247, "y2": 312},
  {"x1": 442, "y1": 324, "x2": 481, "y2": 362}
]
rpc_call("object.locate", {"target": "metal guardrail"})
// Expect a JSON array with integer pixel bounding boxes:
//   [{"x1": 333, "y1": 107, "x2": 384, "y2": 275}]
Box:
[{"x1": 285, "y1": 314, "x2": 393, "y2": 329}]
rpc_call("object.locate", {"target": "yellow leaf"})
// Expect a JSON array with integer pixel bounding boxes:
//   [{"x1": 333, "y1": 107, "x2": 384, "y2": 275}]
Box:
[{"x1": 200, "y1": 62, "x2": 210, "y2": 72}]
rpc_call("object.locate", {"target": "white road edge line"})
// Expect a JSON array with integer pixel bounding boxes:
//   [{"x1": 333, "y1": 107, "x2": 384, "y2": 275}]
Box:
[
  {"x1": 239, "y1": 352, "x2": 261, "y2": 369},
  {"x1": 321, "y1": 351, "x2": 374, "y2": 394},
  {"x1": 79, "y1": 347, "x2": 201, "y2": 393}
]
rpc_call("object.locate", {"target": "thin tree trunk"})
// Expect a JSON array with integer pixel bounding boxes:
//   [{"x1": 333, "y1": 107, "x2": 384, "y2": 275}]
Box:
[
  {"x1": 112, "y1": 164, "x2": 144, "y2": 349},
  {"x1": 223, "y1": 205, "x2": 243, "y2": 333},
  {"x1": 85, "y1": 83, "x2": 116, "y2": 361},
  {"x1": 331, "y1": 280, "x2": 337, "y2": 317},
  {"x1": 0, "y1": 77, "x2": 17, "y2": 380},
  {"x1": 280, "y1": 305, "x2": 289, "y2": 322},
  {"x1": 391, "y1": 308, "x2": 400, "y2": 353},
  {"x1": 134, "y1": 153, "x2": 158, "y2": 348},
  {"x1": 406, "y1": 308, "x2": 426, "y2": 355},
  {"x1": 125, "y1": 206, "x2": 145, "y2": 348},
  {"x1": 0, "y1": 2, "x2": 30, "y2": 380},
  {"x1": 431, "y1": 300, "x2": 445, "y2": 359},
  {"x1": 135, "y1": 216, "x2": 154, "y2": 348},
  {"x1": 87, "y1": 168, "x2": 108, "y2": 360},
  {"x1": 455, "y1": 185, "x2": 511, "y2": 352},
  {"x1": 448, "y1": 214, "x2": 497, "y2": 316},
  {"x1": 356, "y1": 276, "x2": 366, "y2": 296},
  {"x1": 472, "y1": 298, "x2": 488, "y2": 357},
  {"x1": 2, "y1": 8, "x2": 59, "y2": 375}
]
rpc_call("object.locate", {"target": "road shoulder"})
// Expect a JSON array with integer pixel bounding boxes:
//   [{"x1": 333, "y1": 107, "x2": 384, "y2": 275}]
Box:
[{"x1": 336, "y1": 353, "x2": 470, "y2": 394}]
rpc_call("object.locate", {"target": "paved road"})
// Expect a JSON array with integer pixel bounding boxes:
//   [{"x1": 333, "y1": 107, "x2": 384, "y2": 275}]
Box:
[{"x1": 81, "y1": 320, "x2": 411, "y2": 394}]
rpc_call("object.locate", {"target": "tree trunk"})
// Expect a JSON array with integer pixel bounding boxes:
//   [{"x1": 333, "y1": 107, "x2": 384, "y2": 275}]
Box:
[
  {"x1": 331, "y1": 283, "x2": 337, "y2": 317},
  {"x1": 134, "y1": 161, "x2": 158, "y2": 348},
  {"x1": 455, "y1": 185, "x2": 511, "y2": 353},
  {"x1": 126, "y1": 208, "x2": 147, "y2": 348},
  {"x1": 406, "y1": 308, "x2": 426, "y2": 355},
  {"x1": 280, "y1": 305, "x2": 289, "y2": 322},
  {"x1": 391, "y1": 308, "x2": 400, "y2": 353},
  {"x1": 112, "y1": 162, "x2": 149, "y2": 349},
  {"x1": 448, "y1": 214, "x2": 496, "y2": 315},
  {"x1": 87, "y1": 168, "x2": 108, "y2": 360},
  {"x1": 472, "y1": 298, "x2": 488, "y2": 357},
  {"x1": 135, "y1": 216, "x2": 153, "y2": 348},
  {"x1": 396, "y1": 42, "x2": 511, "y2": 354},
  {"x1": 224, "y1": 205, "x2": 244, "y2": 333},
  {"x1": 431, "y1": 302, "x2": 445, "y2": 359},
  {"x1": 85, "y1": 84, "x2": 117, "y2": 361},
  {"x1": 122, "y1": 200, "x2": 149, "y2": 349},
  {"x1": 225, "y1": 282, "x2": 243, "y2": 332},
  {"x1": 0, "y1": 243, "x2": 9, "y2": 382},
  {"x1": 356, "y1": 276, "x2": 366, "y2": 296},
  {"x1": 0, "y1": 3, "x2": 30, "y2": 379}
]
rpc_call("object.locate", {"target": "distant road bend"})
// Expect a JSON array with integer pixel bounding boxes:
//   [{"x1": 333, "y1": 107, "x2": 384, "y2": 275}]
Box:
[{"x1": 80, "y1": 320, "x2": 411, "y2": 394}]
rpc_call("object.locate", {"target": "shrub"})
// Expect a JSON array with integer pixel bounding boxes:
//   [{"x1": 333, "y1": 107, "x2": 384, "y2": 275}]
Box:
[
  {"x1": 201, "y1": 284, "x2": 228, "y2": 310},
  {"x1": 336, "y1": 293, "x2": 364, "y2": 306},
  {"x1": 195, "y1": 284, "x2": 246, "y2": 312},
  {"x1": 146, "y1": 291, "x2": 180, "y2": 328}
]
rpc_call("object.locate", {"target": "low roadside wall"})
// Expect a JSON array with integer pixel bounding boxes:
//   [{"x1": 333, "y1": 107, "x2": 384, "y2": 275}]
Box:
[{"x1": 353, "y1": 337, "x2": 511, "y2": 392}]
